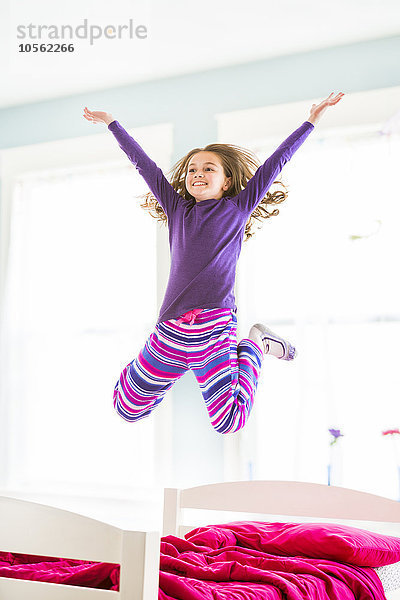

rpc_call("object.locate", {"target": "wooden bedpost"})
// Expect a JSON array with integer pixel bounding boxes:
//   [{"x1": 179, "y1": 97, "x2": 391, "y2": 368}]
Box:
[
  {"x1": 119, "y1": 530, "x2": 159, "y2": 600},
  {"x1": 163, "y1": 488, "x2": 181, "y2": 536}
]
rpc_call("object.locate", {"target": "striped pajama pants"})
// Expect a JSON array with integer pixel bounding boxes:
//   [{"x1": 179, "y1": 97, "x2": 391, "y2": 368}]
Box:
[{"x1": 113, "y1": 307, "x2": 264, "y2": 434}]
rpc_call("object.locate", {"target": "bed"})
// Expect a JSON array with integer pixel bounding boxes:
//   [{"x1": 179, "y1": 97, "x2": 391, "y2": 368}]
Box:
[
  {"x1": 0, "y1": 494, "x2": 160, "y2": 599},
  {"x1": 1, "y1": 482, "x2": 400, "y2": 599},
  {"x1": 162, "y1": 481, "x2": 400, "y2": 600}
]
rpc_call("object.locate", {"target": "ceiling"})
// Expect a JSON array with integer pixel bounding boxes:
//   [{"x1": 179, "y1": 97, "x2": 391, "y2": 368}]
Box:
[{"x1": 1, "y1": 0, "x2": 400, "y2": 109}]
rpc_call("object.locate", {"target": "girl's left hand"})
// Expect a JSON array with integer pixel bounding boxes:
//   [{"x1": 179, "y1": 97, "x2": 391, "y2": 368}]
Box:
[{"x1": 308, "y1": 92, "x2": 345, "y2": 125}]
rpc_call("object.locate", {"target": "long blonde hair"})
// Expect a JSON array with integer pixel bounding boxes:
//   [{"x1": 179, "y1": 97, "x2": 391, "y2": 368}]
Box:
[{"x1": 138, "y1": 143, "x2": 289, "y2": 241}]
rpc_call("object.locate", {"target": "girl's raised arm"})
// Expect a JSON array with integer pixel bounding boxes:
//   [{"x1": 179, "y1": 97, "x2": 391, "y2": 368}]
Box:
[
  {"x1": 83, "y1": 107, "x2": 183, "y2": 216},
  {"x1": 232, "y1": 92, "x2": 344, "y2": 217}
]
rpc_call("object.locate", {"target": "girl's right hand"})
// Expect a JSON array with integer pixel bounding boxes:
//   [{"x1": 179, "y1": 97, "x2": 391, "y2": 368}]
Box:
[{"x1": 83, "y1": 107, "x2": 114, "y2": 126}]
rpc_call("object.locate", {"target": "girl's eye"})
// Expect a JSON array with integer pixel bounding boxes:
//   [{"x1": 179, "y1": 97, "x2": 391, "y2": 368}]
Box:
[{"x1": 188, "y1": 167, "x2": 213, "y2": 173}]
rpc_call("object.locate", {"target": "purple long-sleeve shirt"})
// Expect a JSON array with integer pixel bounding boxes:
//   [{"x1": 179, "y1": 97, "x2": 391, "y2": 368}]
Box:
[{"x1": 108, "y1": 119, "x2": 314, "y2": 324}]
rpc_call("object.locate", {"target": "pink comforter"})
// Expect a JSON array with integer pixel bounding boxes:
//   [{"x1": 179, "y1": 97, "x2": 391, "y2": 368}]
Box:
[
  {"x1": 0, "y1": 551, "x2": 120, "y2": 590},
  {"x1": 159, "y1": 528, "x2": 387, "y2": 600},
  {"x1": 0, "y1": 523, "x2": 390, "y2": 598}
]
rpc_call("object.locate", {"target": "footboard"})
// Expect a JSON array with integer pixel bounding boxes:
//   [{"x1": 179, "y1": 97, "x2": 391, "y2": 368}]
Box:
[{"x1": 0, "y1": 495, "x2": 159, "y2": 600}]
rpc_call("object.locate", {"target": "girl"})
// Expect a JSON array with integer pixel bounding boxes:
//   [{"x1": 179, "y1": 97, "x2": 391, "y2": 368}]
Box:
[{"x1": 83, "y1": 92, "x2": 344, "y2": 434}]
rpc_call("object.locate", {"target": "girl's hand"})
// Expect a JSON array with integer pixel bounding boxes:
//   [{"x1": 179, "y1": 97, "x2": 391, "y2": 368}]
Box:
[
  {"x1": 308, "y1": 92, "x2": 345, "y2": 125},
  {"x1": 83, "y1": 107, "x2": 114, "y2": 126}
]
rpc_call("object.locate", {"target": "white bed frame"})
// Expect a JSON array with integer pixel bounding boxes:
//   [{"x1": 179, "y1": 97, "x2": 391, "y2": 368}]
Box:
[
  {"x1": 164, "y1": 481, "x2": 400, "y2": 536},
  {"x1": 1, "y1": 482, "x2": 399, "y2": 600},
  {"x1": 163, "y1": 480, "x2": 400, "y2": 600},
  {"x1": 0, "y1": 495, "x2": 160, "y2": 599}
]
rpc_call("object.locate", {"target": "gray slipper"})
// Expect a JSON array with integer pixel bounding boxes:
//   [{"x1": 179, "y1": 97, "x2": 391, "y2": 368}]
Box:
[{"x1": 252, "y1": 323, "x2": 297, "y2": 361}]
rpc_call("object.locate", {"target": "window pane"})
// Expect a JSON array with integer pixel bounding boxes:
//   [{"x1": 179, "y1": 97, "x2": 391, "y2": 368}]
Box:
[
  {"x1": 237, "y1": 128, "x2": 400, "y2": 499},
  {"x1": 1, "y1": 166, "x2": 158, "y2": 491}
]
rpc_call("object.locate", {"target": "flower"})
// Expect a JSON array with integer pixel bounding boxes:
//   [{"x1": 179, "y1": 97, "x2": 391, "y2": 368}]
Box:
[
  {"x1": 382, "y1": 429, "x2": 400, "y2": 436},
  {"x1": 329, "y1": 428, "x2": 344, "y2": 445}
]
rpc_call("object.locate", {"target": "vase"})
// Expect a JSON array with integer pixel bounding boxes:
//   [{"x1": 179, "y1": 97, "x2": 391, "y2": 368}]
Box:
[{"x1": 328, "y1": 442, "x2": 343, "y2": 486}]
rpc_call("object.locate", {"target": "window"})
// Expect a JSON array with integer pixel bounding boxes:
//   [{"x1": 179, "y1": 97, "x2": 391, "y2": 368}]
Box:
[
  {"x1": 236, "y1": 126, "x2": 400, "y2": 499},
  {"x1": 0, "y1": 163, "x2": 159, "y2": 494}
]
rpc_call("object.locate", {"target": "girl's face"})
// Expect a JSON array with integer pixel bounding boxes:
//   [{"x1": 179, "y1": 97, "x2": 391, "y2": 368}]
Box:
[{"x1": 185, "y1": 151, "x2": 231, "y2": 202}]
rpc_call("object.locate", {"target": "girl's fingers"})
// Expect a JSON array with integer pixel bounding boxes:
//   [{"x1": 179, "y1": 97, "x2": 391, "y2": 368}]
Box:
[
  {"x1": 83, "y1": 110, "x2": 98, "y2": 122},
  {"x1": 320, "y1": 92, "x2": 344, "y2": 106},
  {"x1": 326, "y1": 92, "x2": 344, "y2": 100}
]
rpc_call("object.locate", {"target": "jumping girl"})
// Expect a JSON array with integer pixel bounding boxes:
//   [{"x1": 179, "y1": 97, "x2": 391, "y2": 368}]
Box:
[{"x1": 83, "y1": 92, "x2": 344, "y2": 434}]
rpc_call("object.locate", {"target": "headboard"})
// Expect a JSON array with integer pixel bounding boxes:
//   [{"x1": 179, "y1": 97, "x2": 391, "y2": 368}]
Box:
[{"x1": 163, "y1": 480, "x2": 400, "y2": 537}]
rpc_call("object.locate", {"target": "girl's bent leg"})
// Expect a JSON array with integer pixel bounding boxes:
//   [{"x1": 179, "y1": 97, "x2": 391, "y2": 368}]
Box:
[
  {"x1": 190, "y1": 311, "x2": 264, "y2": 434},
  {"x1": 113, "y1": 325, "x2": 188, "y2": 423}
]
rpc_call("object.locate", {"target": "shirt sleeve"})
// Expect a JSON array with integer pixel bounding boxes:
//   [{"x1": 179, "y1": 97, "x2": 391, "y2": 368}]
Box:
[
  {"x1": 108, "y1": 120, "x2": 184, "y2": 217},
  {"x1": 230, "y1": 121, "x2": 315, "y2": 217}
]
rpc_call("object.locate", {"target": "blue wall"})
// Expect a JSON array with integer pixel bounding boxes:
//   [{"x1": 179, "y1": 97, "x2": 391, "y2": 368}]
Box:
[{"x1": 1, "y1": 35, "x2": 400, "y2": 155}]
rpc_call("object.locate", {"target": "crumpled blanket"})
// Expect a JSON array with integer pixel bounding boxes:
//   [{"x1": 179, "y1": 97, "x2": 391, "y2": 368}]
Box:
[
  {"x1": 0, "y1": 521, "x2": 394, "y2": 598},
  {"x1": 0, "y1": 551, "x2": 119, "y2": 590},
  {"x1": 159, "y1": 525, "x2": 387, "y2": 600}
]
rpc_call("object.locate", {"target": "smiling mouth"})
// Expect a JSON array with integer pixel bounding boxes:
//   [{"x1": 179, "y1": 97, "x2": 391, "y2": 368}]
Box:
[{"x1": 192, "y1": 182, "x2": 207, "y2": 187}]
